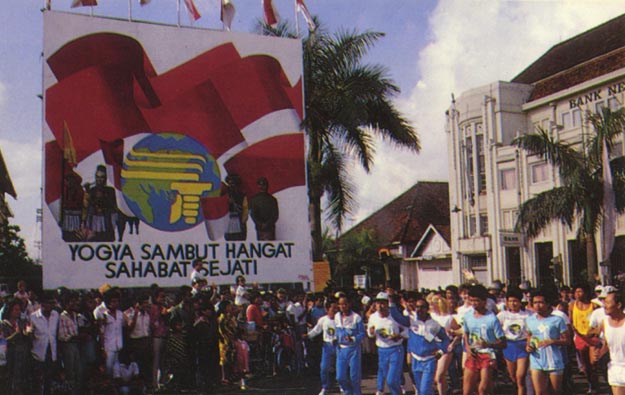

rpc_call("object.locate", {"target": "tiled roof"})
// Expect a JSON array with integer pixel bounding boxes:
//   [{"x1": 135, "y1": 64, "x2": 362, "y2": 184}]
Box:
[
  {"x1": 513, "y1": 13, "x2": 625, "y2": 85},
  {"x1": 340, "y1": 181, "x2": 449, "y2": 248},
  {"x1": 527, "y1": 46, "x2": 625, "y2": 102}
]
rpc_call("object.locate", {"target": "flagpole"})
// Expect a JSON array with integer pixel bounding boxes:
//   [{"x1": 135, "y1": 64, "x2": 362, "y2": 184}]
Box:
[
  {"x1": 177, "y1": 0, "x2": 181, "y2": 27},
  {"x1": 295, "y1": 0, "x2": 300, "y2": 38}
]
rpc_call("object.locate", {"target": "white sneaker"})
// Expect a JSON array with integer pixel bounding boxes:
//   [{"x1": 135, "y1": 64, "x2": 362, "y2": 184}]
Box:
[
  {"x1": 401, "y1": 385, "x2": 407, "y2": 395},
  {"x1": 376, "y1": 391, "x2": 384, "y2": 395},
  {"x1": 318, "y1": 390, "x2": 327, "y2": 395},
  {"x1": 240, "y1": 378, "x2": 247, "y2": 390}
]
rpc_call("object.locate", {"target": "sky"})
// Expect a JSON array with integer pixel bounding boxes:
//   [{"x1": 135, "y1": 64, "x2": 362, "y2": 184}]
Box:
[{"x1": 3, "y1": 0, "x2": 625, "y2": 258}]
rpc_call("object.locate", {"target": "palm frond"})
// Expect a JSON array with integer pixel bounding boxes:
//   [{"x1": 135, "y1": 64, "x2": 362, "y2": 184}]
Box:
[
  {"x1": 586, "y1": 107, "x2": 625, "y2": 163},
  {"x1": 515, "y1": 187, "x2": 576, "y2": 238},
  {"x1": 513, "y1": 127, "x2": 583, "y2": 181},
  {"x1": 321, "y1": 143, "x2": 355, "y2": 231}
]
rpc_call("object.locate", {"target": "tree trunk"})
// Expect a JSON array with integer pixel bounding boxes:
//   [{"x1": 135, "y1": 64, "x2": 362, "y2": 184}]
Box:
[
  {"x1": 310, "y1": 192, "x2": 323, "y2": 262},
  {"x1": 586, "y1": 234, "x2": 598, "y2": 285}
]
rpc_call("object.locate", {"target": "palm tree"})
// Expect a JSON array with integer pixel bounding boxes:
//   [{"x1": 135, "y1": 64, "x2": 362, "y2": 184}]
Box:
[
  {"x1": 513, "y1": 107, "x2": 625, "y2": 283},
  {"x1": 261, "y1": 21, "x2": 420, "y2": 261}
]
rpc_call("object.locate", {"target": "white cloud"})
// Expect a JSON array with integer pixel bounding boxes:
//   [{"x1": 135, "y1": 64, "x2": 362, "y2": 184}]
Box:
[
  {"x1": 344, "y1": 1, "x2": 625, "y2": 230},
  {"x1": 0, "y1": 138, "x2": 42, "y2": 257}
]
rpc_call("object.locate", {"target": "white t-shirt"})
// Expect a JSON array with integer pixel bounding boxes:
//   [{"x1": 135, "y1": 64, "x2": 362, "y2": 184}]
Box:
[
  {"x1": 287, "y1": 302, "x2": 306, "y2": 325},
  {"x1": 307, "y1": 315, "x2": 337, "y2": 343},
  {"x1": 589, "y1": 308, "x2": 606, "y2": 330},
  {"x1": 430, "y1": 312, "x2": 454, "y2": 332},
  {"x1": 234, "y1": 285, "x2": 249, "y2": 306},
  {"x1": 551, "y1": 309, "x2": 571, "y2": 326},
  {"x1": 367, "y1": 311, "x2": 406, "y2": 348},
  {"x1": 496, "y1": 310, "x2": 530, "y2": 341}
]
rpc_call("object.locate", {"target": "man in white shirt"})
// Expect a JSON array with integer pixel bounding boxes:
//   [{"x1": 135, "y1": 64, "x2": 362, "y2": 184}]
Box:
[
  {"x1": 305, "y1": 300, "x2": 338, "y2": 395},
  {"x1": 234, "y1": 275, "x2": 250, "y2": 306},
  {"x1": 94, "y1": 288, "x2": 124, "y2": 377},
  {"x1": 124, "y1": 293, "x2": 152, "y2": 386},
  {"x1": 368, "y1": 292, "x2": 407, "y2": 395},
  {"x1": 31, "y1": 292, "x2": 60, "y2": 395}
]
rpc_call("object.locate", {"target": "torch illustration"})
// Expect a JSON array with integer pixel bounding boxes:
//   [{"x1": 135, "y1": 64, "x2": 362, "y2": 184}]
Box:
[{"x1": 122, "y1": 148, "x2": 215, "y2": 225}]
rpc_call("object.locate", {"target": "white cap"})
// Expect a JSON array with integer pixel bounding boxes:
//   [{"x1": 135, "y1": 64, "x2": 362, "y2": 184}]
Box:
[
  {"x1": 599, "y1": 285, "x2": 617, "y2": 299},
  {"x1": 595, "y1": 285, "x2": 604, "y2": 293},
  {"x1": 375, "y1": 292, "x2": 389, "y2": 301}
]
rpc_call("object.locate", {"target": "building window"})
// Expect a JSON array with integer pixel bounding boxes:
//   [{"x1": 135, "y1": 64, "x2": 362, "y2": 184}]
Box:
[
  {"x1": 502, "y1": 209, "x2": 519, "y2": 230},
  {"x1": 476, "y1": 133, "x2": 486, "y2": 194},
  {"x1": 480, "y1": 214, "x2": 489, "y2": 235},
  {"x1": 608, "y1": 97, "x2": 621, "y2": 111},
  {"x1": 531, "y1": 162, "x2": 549, "y2": 184},
  {"x1": 500, "y1": 168, "x2": 516, "y2": 190},
  {"x1": 469, "y1": 215, "x2": 477, "y2": 237},
  {"x1": 465, "y1": 138, "x2": 474, "y2": 199},
  {"x1": 469, "y1": 255, "x2": 487, "y2": 269},
  {"x1": 572, "y1": 109, "x2": 582, "y2": 127},
  {"x1": 562, "y1": 112, "x2": 571, "y2": 129}
]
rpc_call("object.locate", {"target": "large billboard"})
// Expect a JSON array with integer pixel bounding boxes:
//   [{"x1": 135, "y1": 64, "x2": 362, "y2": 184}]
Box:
[{"x1": 42, "y1": 12, "x2": 310, "y2": 289}]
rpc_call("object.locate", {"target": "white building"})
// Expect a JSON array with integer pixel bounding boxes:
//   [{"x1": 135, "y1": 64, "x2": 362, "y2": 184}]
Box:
[{"x1": 447, "y1": 14, "x2": 625, "y2": 287}]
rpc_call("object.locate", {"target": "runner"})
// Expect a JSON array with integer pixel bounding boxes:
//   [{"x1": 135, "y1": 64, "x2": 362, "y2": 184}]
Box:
[
  {"x1": 335, "y1": 296, "x2": 365, "y2": 395},
  {"x1": 525, "y1": 289, "x2": 569, "y2": 395},
  {"x1": 390, "y1": 292, "x2": 450, "y2": 395},
  {"x1": 497, "y1": 287, "x2": 530, "y2": 395},
  {"x1": 304, "y1": 299, "x2": 338, "y2": 395},
  {"x1": 569, "y1": 283, "x2": 599, "y2": 394},
  {"x1": 598, "y1": 289, "x2": 625, "y2": 394},
  {"x1": 367, "y1": 292, "x2": 407, "y2": 395},
  {"x1": 462, "y1": 284, "x2": 506, "y2": 395}
]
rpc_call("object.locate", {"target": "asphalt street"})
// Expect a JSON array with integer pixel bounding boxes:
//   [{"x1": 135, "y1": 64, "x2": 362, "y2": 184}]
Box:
[{"x1": 157, "y1": 353, "x2": 613, "y2": 395}]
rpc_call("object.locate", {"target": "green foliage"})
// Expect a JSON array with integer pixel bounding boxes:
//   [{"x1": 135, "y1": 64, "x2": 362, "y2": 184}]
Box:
[
  {"x1": 513, "y1": 107, "x2": 625, "y2": 281},
  {"x1": 0, "y1": 224, "x2": 35, "y2": 276},
  {"x1": 335, "y1": 228, "x2": 378, "y2": 276},
  {"x1": 260, "y1": 19, "x2": 419, "y2": 260}
]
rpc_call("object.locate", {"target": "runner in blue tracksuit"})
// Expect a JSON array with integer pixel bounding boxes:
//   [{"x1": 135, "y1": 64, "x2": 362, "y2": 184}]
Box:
[
  {"x1": 304, "y1": 300, "x2": 339, "y2": 395},
  {"x1": 390, "y1": 292, "x2": 450, "y2": 395},
  {"x1": 367, "y1": 292, "x2": 408, "y2": 395},
  {"x1": 335, "y1": 296, "x2": 366, "y2": 395}
]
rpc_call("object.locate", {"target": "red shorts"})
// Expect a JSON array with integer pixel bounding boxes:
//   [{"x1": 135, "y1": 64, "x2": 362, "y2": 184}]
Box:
[
  {"x1": 465, "y1": 353, "x2": 497, "y2": 371},
  {"x1": 574, "y1": 334, "x2": 601, "y2": 351}
]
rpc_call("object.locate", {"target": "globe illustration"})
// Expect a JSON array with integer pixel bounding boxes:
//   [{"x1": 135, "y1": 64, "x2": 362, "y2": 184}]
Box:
[{"x1": 121, "y1": 133, "x2": 221, "y2": 231}]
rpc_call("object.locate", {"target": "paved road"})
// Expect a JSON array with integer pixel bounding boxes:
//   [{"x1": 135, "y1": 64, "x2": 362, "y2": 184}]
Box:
[{"x1": 157, "y1": 353, "x2": 612, "y2": 395}]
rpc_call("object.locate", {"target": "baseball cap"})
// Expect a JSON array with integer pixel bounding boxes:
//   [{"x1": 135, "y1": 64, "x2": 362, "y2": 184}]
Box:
[
  {"x1": 375, "y1": 292, "x2": 389, "y2": 301},
  {"x1": 599, "y1": 285, "x2": 617, "y2": 299},
  {"x1": 594, "y1": 285, "x2": 603, "y2": 293}
]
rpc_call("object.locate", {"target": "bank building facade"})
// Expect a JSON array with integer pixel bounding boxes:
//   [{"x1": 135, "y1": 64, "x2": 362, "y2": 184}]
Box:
[{"x1": 446, "y1": 14, "x2": 625, "y2": 287}]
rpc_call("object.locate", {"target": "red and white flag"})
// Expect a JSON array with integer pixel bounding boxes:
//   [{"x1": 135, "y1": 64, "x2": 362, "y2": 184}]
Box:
[
  {"x1": 221, "y1": 0, "x2": 235, "y2": 31},
  {"x1": 184, "y1": 0, "x2": 201, "y2": 21},
  {"x1": 262, "y1": 0, "x2": 278, "y2": 27},
  {"x1": 296, "y1": 0, "x2": 315, "y2": 31},
  {"x1": 71, "y1": 0, "x2": 97, "y2": 7},
  {"x1": 139, "y1": 0, "x2": 151, "y2": 6}
]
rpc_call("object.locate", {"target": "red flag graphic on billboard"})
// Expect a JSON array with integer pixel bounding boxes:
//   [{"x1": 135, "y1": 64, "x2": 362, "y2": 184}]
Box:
[
  {"x1": 263, "y1": 0, "x2": 278, "y2": 27},
  {"x1": 184, "y1": 0, "x2": 201, "y2": 21},
  {"x1": 71, "y1": 0, "x2": 97, "y2": 7}
]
